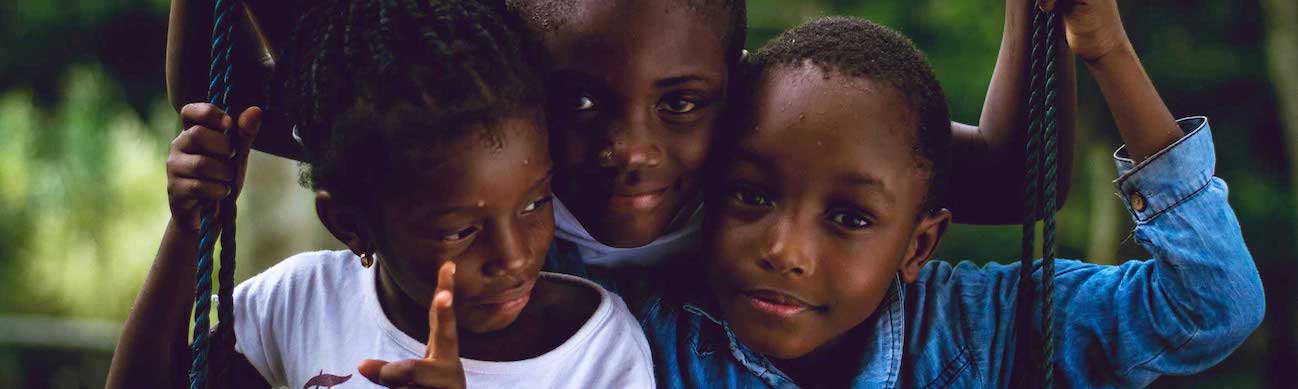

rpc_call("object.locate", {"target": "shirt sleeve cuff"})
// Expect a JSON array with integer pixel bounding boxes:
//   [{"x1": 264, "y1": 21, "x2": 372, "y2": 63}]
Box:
[{"x1": 1111, "y1": 116, "x2": 1215, "y2": 223}]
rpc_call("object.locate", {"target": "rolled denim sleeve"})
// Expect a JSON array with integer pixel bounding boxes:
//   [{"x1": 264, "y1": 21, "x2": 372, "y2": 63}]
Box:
[{"x1": 1053, "y1": 117, "x2": 1264, "y2": 385}]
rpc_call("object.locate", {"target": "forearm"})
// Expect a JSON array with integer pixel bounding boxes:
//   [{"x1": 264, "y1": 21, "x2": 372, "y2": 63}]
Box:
[
  {"x1": 1084, "y1": 44, "x2": 1182, "y2": 161},
  {"x1": 949, "y1": 0, "x2": 1077, "y2": 224},
  {"x1": 106, "y1": 219, "x2": 201, "y2": 389}
]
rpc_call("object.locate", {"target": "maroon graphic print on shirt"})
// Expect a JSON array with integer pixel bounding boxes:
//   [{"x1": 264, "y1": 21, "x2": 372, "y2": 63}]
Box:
[{"x1": 304, "y1": 370, "x2": 352, "y2": 388}]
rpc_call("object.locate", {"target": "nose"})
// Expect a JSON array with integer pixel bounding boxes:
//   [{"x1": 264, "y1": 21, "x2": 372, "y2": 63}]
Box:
[
  {"x1": 598, "y1": 111, "x2": 663, "y2": 170},
  {"x1": 482, "y1": 220, "x2": 532, "y2": 278},
  {"x1": 758, "y1": 215, "x2": 815, "y2": 277}
]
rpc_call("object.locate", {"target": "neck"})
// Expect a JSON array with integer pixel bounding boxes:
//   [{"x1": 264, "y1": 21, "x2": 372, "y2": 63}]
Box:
[
  {"x1": 770, "y1": 322, "x2": 871, "y2": 387},
  {"x1": 374, "y1": 262, "x2": 431, "y2": 344}
]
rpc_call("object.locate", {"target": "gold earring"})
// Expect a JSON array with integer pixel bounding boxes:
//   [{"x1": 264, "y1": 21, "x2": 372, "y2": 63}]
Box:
[
  {"x1": 598, "y1": 149, "x2": 615, "y2": 166},
  {"x1": 360, "y1": 252, "x2": 375, "y2": 268}
]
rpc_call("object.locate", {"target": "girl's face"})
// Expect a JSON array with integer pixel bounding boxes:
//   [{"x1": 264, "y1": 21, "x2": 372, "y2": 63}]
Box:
[
  {"x1": 534, "y1": 0, "x2": 732, "y2": 247},
  {"x1": 375, "y1": 115, "x2": 556, "y2": 334},
  {"x1": 706, "y1": 66, "x2": 948, "y2": 359}
]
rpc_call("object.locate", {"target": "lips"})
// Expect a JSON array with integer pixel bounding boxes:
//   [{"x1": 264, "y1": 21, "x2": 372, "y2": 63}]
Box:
[
  {"x1": 607, "y1": 185, "x2": 671, "y2": 211},
  {"x1": 467, "y1": 279, "x2": 536, "y2": 314},
  {"x1": 742, "y1": 289, "x2": 817, "y2": 317}
]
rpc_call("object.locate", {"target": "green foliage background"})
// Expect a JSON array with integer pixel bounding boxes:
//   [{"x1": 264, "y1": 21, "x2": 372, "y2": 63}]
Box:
[{"x1": 0, "y1": 0, "x2": 1292, "y2": 387}]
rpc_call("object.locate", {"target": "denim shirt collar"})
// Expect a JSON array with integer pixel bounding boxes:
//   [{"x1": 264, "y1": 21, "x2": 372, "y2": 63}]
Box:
[{"x1": 679, "y1": 275, "x2": 907, "y2": 388}]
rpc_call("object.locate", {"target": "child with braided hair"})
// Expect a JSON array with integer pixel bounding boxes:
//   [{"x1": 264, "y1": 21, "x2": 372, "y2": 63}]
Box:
[{"x1": 107, "y1": 1, "x2": 653, "y2": 388}]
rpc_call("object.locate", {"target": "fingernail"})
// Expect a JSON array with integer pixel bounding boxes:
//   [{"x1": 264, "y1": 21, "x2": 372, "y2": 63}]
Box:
[{"x1": 449, "y1": 262, "x2": 456, "y2": 275}]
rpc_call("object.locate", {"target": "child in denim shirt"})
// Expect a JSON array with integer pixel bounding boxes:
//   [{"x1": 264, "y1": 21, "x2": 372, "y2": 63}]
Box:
[{"x1": 551, "y1": 0, "x2": 1264, "y2": 386}]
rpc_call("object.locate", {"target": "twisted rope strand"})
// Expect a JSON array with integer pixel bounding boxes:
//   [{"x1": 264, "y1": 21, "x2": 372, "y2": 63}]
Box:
[
  {"x1": 1039, "y1": 10, "x2": 1062, "y2": 388},
  {"x1": 191, "y1": 0, "x2": 238, "y2": 387},
  {"x1": 1015, "y1": 3, "x2": 1049, "y2": 386}
]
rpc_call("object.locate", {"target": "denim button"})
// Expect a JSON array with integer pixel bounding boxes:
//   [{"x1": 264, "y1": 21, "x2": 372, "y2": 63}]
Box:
[{"x1": 1130, "y1": 191, "x2": 1147, "y2": 212}]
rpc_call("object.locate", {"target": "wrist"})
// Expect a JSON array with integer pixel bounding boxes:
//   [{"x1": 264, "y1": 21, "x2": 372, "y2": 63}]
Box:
[{"x1": 1082, "y1": 38, "x2": 1136, "y2": 71}]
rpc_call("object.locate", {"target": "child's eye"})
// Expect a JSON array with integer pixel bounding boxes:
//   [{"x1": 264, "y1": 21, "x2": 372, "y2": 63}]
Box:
[
  {"x1": 828, "y1": 211, "x2": 872, "y2": 230},
  {"x1": 521, "y1": 195, "x2": 553, "y2": 214},
  {"x1": 658, "y1": 97, "x2": 698, "y2": 114},
  {"x1": 574, "y1": 93, "x2": 596, "y2": 111},
  {"x1": 730, "y1": 186, "x2": 772, "y2": 207},
  {"x1": 441, "y1": 226, "x2": 479, "y2": 242}
]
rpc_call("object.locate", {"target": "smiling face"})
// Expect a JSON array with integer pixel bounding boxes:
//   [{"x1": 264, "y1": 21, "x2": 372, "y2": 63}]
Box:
[
  {"x1": 372, "y1": 114, "x2": 556, "y2": 334},
  {"x1": 525, "y1": 0, "x2": 735, "y2": 247},
  {"x1": 708, "y1": 64, "x2": 950, "y2": 359}
]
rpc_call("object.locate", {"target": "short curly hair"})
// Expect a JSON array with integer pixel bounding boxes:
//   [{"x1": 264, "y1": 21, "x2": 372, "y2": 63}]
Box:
[
  {"x1": 280, "y1": 0, "x2": 544, "y2": 206},
  {"x1": 509, "y1": 0, "x2": 747, "y2": 68},
  {"x1": 746, "y1": 16, "x2": 952, "y2": 211}
]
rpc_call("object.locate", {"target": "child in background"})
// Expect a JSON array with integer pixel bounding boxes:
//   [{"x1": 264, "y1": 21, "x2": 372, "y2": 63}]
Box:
[
  {"x1": 510, "y1": 0, "x2": 1076, "y2": 268},
  {"x1": 615, "y1": 1, "x2": 1263, "y2": 387},
  {"x1": 107, "y1": 1, "x2": 653, "y2": 388}
]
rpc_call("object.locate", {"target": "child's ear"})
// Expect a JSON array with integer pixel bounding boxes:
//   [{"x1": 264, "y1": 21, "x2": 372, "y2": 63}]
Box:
[
  {"x1": 900, "y1": 208, "x2": 952, "y2": 283},
  {"x1": 316, "y1": 190, "x2": 371, "y2": 256}
]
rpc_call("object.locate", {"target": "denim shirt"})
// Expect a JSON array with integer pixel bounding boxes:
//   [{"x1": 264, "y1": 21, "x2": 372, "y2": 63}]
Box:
[{"x1": 545, "y1": 117, "x2": 1265, "y2": 388}]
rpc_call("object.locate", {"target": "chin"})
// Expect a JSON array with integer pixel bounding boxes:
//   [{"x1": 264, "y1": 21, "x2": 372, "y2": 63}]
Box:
[
  {"x1": 459, "y1": 310, "x2": 525, "y2": 334},
  {"x1": 729, "y1": 321, "x2": 818, "y2": 360},
  {"x1": 588, "y1": 213, "x2": 672, "y2": 248}
]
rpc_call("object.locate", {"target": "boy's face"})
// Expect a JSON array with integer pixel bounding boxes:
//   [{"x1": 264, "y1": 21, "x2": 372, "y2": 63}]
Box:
[
  {"x1": 375, "y1": 115, "x2": 556, "y2": 334},
  {"x1": 529, "y1": 0, "x2": 731, "y2": 247},
  {"x1": 708, "y1": 65, "x2": 949, "y2": 359}
]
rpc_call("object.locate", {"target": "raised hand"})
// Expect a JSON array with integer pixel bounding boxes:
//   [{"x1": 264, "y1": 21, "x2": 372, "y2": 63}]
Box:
[
  {"x1": 359, "y1": 261, "x2": 467, "y2": 389},
  {"x1": 166, "y1": 103, "x2": 262, "y2": 231},
  {"x1": 1039, "y1": 0, "x2": 1129, "y2": 63}
]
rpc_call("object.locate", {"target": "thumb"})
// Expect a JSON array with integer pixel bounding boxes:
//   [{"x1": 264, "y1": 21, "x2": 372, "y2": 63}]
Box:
[
  {"x1": 357, "y1": 359, "x2": 388, "y2": 384},
  {"x1": 235, "y1": 106, "x2": 263, "y2": 157},
  {"x1": 230, "y1": 106, "x2": 263, "y2": 196}
]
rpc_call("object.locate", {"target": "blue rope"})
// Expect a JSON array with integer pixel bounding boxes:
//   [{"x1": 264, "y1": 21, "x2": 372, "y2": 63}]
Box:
[{"x1": 190, "y1": 0, "x2": 239, "y2": 387}]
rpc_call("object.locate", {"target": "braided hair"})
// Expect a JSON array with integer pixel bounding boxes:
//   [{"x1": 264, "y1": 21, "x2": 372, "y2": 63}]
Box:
[{"x1": 280, "y1": 0, "x2": 544, "y2": 206}]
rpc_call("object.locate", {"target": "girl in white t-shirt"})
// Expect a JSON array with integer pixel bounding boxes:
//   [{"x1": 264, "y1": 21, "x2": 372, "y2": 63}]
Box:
[{"x1": 106, "y1": 1, "x2": 652, "y2": 388}]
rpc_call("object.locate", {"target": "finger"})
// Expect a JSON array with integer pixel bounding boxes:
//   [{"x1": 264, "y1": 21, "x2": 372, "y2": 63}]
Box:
[
  {"x1": 234, "y1": 106, "x2": 263, "y2": 160},
  {"x1": 427, "y1": 262, "x2": 458, "y2": 360},
  {"x1": 173, "y1": 125, "x2": 235, "y2": 159},
  {"x1": 1039, "y1": 0, "x2": 1055, "y2": 12},
  {"x1": 358, "y1": 359, "x2": 392, "y2": 386},
  {"x1": 229, "y1": 106, "x2": 264, "y2": 195},
  {"x1": 167, "y1": 177, "x2": 231, "y2": 201},
  {"x1": 361, "y1": 359, "x2": 463, "y2": 388},
  {"x1": 167, "y1": 153, "x2": 235, "y2": 183},
  {"x1": 180, "y1": 103, "x2": 234, "y2": 132}
]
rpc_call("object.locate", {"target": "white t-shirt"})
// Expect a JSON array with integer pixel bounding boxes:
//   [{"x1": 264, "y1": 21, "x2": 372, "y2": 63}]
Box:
[
  {"x1": 552, "y1": 197, "x2": 702, "y2": 268},
  {"x1": 231, "y1": 250, "x2": 655, "y2": 388}
]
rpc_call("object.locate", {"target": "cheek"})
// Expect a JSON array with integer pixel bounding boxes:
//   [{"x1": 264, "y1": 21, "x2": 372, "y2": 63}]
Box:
[
  {"x1": 550, "y1": 126, "x2": 592, "y2": 168},
  {"x1": 664, "y1": 123, "x2": 714, "y2": 177},
  {"x1": 707, "y1": 208, "x2": 766, "y2": 265}
]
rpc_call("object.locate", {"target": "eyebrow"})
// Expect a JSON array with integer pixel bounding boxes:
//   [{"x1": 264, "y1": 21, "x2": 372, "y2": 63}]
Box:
[
  {"x1": 836, "y1": 172, "x2": 885, "y2": 189},
  {"x1": 413, "y1": 167, "x2": 555, "y2": 219},
  {"x1": 733, "y1": 148, "x2": 775, "y2": 171},
  {"x1": 654, "y1": 74, "x2": 713, "y2": 88}
]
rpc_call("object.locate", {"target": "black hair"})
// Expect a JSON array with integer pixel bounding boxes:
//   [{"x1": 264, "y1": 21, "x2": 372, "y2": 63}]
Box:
[
  {"x1": 508, "y1": 0, "x2": 747, "y2": 69},
  {"x1": 746, "y1": 16, "x2": 952, "y2": 211},
  {"x1": 281, "y1": 0, "x2": 544, "y2": 206}
]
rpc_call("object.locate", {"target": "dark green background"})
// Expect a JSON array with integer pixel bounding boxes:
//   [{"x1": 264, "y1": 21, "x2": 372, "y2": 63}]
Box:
[{"x1": 1, "y1": 0, "x2": 1293, "y2": 387}]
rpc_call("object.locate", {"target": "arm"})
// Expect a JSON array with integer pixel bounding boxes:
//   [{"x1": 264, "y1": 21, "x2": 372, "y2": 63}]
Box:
[
  {"x1": 1018, "y1": 1, "x2": 1259, "y2": 384},
  {"x1": 948, "y1": 0, "x2": 1077, "y2": 225},
  {"x1": 166, "y1": 0, "x2": 303, "y2": 160},
  {"x1": 106, "y1": 105, "x2": 269, "y2": 389}
]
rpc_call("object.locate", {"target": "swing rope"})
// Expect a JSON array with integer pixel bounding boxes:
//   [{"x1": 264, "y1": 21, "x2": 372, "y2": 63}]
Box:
[
  {"x1": 1017, "y1": 1, "x2": 1060, "y2": 387},
  {"x1": 190, "y1": 0, "x2": 239, "y2": 387}
]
